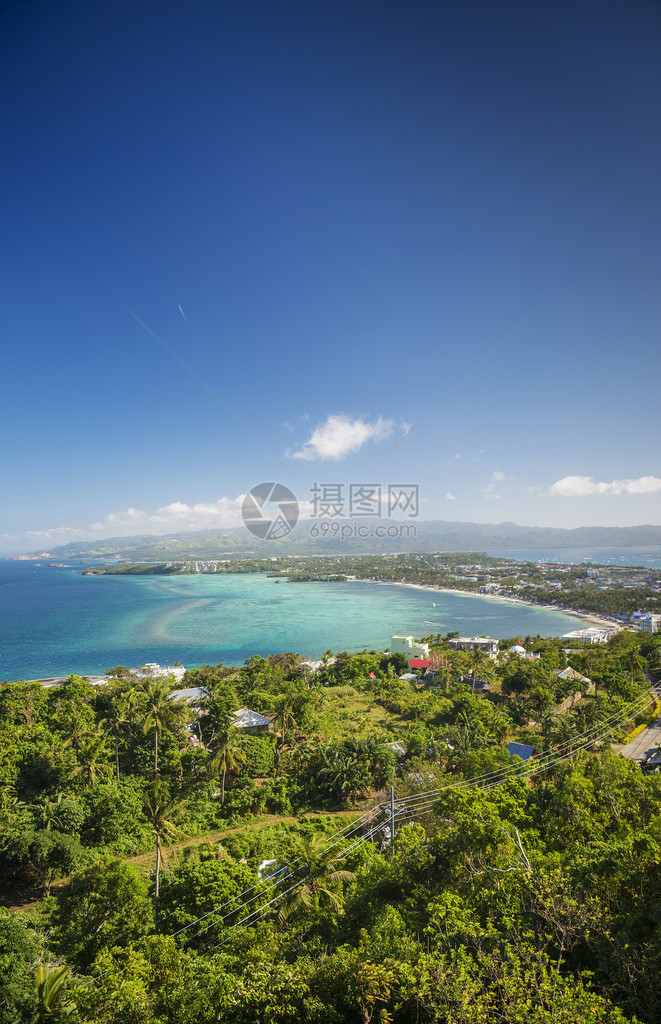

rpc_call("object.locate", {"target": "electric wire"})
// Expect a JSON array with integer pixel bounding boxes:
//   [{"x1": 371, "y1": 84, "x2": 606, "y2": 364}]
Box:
[
  {"x1": 187, "y1": 689, "x2": 655, "y2": 949},
  {"x1": 175, "y1": 807, "x2": 383, "y2": 947},
  {"x1": 390, "y1": 689, "x2": 654, "y2": 807}
]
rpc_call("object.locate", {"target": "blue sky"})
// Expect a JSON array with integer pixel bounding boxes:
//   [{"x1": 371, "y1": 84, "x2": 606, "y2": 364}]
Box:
[{"x1": 1, "y1": 0, "x2": 660, "y2": 554}]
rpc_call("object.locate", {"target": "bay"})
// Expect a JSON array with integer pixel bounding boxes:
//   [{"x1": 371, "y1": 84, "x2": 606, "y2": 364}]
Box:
[
  {"x1": 488, "y1": 546, "x2": 661, "y2": 569},
  {"x1": 0, "y1": 560, "x2": 595, "y2": 681}
]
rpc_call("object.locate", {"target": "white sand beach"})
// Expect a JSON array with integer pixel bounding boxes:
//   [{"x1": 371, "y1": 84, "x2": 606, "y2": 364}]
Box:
[{"x1": 361, "y1": 579, "x2": 616, "y2": 630}]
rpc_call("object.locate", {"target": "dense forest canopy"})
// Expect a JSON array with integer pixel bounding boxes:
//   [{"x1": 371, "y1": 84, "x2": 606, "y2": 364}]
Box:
[{"x1": 1, "y1": 627, "x2": 661, "y2": 1022}]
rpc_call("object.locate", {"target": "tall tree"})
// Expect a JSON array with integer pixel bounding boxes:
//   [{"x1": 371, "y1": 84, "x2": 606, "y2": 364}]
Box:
[
  {"x1": 68, "y1": 734, "x2": 113, "y2": 789},
  {"x1": 277, "y1": 833, "x2": 355, "y2": 925},
  {"x1": 142, "y1": 781, "x2": 186, "y2": 932},
  {"x1": 100, "y1": 696, "x2": 133, "y2": 782},
  {"x1": 469, "y1": 648, "x2": 490, "y2": 695},
  {"x1": 140, "y1": 680, "x2": 186, "y2": 776},
  {"x1": 210, "y1": 729, "x2": 246, "y2": 804}
]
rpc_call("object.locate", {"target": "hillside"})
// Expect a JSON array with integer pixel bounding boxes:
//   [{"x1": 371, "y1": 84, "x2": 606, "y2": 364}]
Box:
[{"x1": 36, "y1": 520, "x2": 661, "y2": 560}]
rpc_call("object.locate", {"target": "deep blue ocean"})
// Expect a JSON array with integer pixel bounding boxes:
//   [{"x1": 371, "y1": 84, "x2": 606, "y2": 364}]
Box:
[{"x1": 1, "y1": 546, "x2": 658, "y2": 681}]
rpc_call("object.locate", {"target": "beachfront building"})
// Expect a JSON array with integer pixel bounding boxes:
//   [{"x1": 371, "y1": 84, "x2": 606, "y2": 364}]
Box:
[
  {"x1": 447, "y1": 636, "x2": 499, "y2": 660},
  {"x1": 639, "y1": 613, "x2": 661, "y2": 633},
  {"x1": 561, "y1": 627, "x2": 619, "y2": 644},
  {"x1": 390, "y1": 635, "x2": 430, "y2": 660},
  {"x1": 134, "y1": 662, "x2": 187, "y2": 682}
]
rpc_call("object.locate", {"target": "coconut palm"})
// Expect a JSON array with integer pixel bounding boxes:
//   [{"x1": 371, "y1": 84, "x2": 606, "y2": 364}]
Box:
[
  {"x1": 142, "y1": 780, "x2": 187, "y2": 931},
  {"x1": 540, "y1": 709, "x2": 561, "y2": 747},
  {"x1": 276, "y1": 833, "x2": 355, "y2": 925},
  {"x1": 62, "y1": 707, "x2": 96, "y2": 756},
  {"x1": 624, "y1": 648, "x2": 646, "y2": 685},
  {"x1": 31, "y1": 793, "x2": 67, "y2": 831},
  {"x1": 68, "y1": 734, "x2": 113, "y2": 788},
  {"x1": 450, "y1": 710, "x2": 488, "y2": 756},
  {"x1": 210, "y1": 728, "x2": 247, "y2": 804},
  {"x1": 550, "y1": 714, "x2": 581, "y2": 758},
  {"x1": 273, "y1": 692, "x2": 297, "y2": 742},
  {"x1": 100, "y1": 696, "x2": 134, "y2": 782},
  {"x1": 481, "y1": 701, "x2": 511, "y2": 743},
  {"x1": 469, "y1": 648, "x2": 490, "y2": 695},
  {"x1": 140, "y1": 679, "x2": 186, "y2": 776}
]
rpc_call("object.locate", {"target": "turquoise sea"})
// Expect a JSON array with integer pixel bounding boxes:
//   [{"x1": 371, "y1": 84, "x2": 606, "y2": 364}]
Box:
[{"x1": 0, "y1": 559, "x2": 599, "y2": 681}]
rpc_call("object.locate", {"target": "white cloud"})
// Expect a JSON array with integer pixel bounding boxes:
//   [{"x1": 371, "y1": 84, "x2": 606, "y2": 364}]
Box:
[
  {"x1": 88, "y1": 496, "x2": 248, "y2": 534},
  {"x1": 445, "y1": 492, "x2": 457, "y2": 501},
  {"x1": 289, "y1": 414, "x2": 394, "y2": 462},
  {"x1": 0, "y1": 496, "x2": 249, "y2": 552},
  {"x1": 0, "y1": 492, "x2": 322, "y2": 554},
  {"x1": 549, "y1": 475, "x2": 661, "y2": 497},
  {"x1": 482, "y1": 470, "x2": 513, "y2": 500}
]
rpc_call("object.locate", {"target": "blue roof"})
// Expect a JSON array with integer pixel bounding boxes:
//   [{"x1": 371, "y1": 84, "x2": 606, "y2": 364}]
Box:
[{"x1": 507, "y1": 742, "x2": 535, "y2": 762}]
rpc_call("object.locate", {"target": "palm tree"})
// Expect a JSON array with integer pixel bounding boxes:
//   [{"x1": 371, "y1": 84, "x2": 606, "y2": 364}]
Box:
[
  {"x1": 33, "y1": 965, "x2": 73, "y2": 1023},
  {"x1": 273, "y1": 693, "x2": 297, "y2": 743},
  {"x1": 69, "y1": 734, "x2": 113, "y2": 788},
  {"x1": 625, "y1": 648, "x2": 646, "y2": 686},
  {"x1": 100, "y1": 696, "x2": 133, "y2": 782},
  {"x1": 140, "y1": 680, "x2": 186, "y2": 776},
  {"x1": 540, "y1": 709, "x2": 561, "y2": 747},
  {"x1": 32, "y1": 793, "x2": 67, "y2": 831},
  {"x1": 210, "y1": 728, "x2": 246, "y2": 804},
  {"x1": 550, "y1": 715, "x2": 581, "y2": 759},
  {"x1": 450, "y1": 710, "x2": 487, "y2": 756},
  {"x1": 481, "y1": 702, "x2": 510, "y2": 743},
  {"x1": 276, "y1": 833, "x2": 355, "y2": 926},
  {"x1": 435, "y1": 656, "x2": 452, "y2": 693},
  {"x1": 62, "y1": 707, "x2": 96, "y2": 756},
  {"x1": 142, "y1": 780, "x2": 187, "y2": 931},
  {"x1": 469, "y1": 648, "x2": 489, "y2": 695}
]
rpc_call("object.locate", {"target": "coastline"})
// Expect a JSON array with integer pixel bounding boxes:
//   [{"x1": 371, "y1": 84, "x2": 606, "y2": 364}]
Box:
[{"x1": 353, "y1": 578, "x2": 615, "y2": 629}]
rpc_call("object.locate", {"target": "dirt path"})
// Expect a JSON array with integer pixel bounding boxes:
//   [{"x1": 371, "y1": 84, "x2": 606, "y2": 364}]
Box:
[
  {"x1": 127, "y1": 809, "x2": 363, "y2": 872},
  {"x1": 3, "y1": 809, "x2": 371, "y2": 911}
]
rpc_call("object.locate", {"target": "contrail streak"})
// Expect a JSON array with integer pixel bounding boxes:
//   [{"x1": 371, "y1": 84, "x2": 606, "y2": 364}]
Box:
[{"x1": 128, "y1": 309, "x2": 284, "y2": 465}]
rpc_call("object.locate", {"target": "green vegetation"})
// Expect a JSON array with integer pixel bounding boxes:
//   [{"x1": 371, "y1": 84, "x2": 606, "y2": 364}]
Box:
[
  {"x1": 1, "y1": 629, "x2": 661, "y2": 1021},
  {"x1": 36, "y1": 520, "x2": 661, "y2": 561}
]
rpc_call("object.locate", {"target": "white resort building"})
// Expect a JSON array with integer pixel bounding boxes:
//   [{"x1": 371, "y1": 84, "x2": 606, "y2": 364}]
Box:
[
  {"x1": 390, "y1": 635, "x2": 430, "y2": 660},
  {"x1": 447, "y1": 636, "x2": 499, "y2": 659}
]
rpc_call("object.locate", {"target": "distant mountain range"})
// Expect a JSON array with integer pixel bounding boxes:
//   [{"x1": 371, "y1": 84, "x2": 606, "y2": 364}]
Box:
[{"x1": 33, "y1": 520, "x2": 661, "y2": 560}]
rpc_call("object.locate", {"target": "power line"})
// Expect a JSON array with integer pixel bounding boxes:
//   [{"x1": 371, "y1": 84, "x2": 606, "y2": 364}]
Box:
[
  {"x1": 180, "y1": 689, "x2": 654, "y2": 949},
  {"x1": 175, "y1": 808, "x2": 380, "y2": 947}
]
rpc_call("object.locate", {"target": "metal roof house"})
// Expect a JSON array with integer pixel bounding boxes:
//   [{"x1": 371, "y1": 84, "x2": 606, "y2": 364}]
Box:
[{"x1": 232, "y1": 708, "x2": 272, "y2": 733}]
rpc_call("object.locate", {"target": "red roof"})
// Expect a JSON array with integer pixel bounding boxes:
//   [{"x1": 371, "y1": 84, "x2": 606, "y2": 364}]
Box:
[{"x1": 409, "y1": 658, "x2": 429, "y2": 668}]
